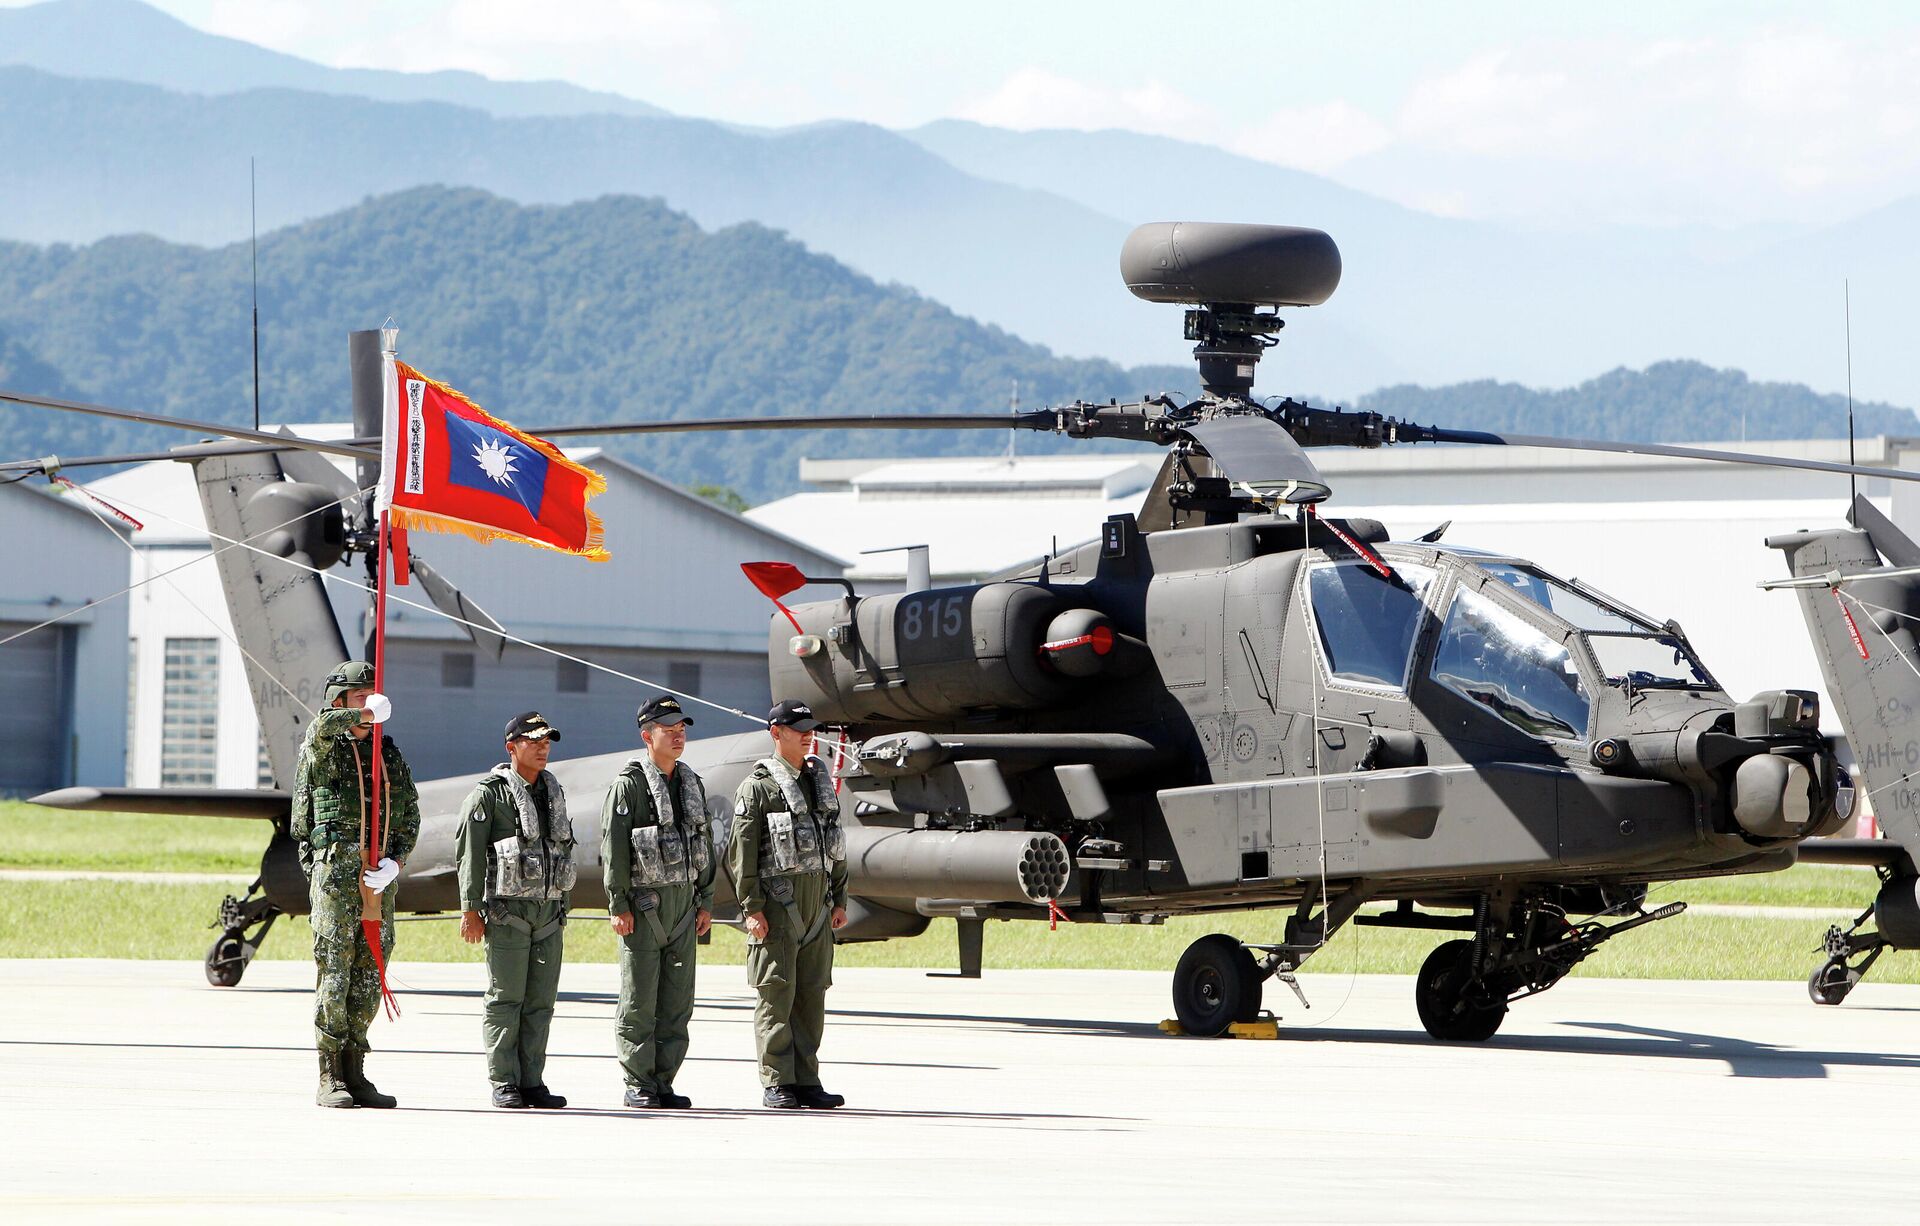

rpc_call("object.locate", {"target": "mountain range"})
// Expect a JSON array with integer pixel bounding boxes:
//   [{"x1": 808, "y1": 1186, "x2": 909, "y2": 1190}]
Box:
[
  {"x1": 3, "y1": 0, "x2": 1919, "y2": 409},
  {"x1": 0, "y1": 188, "x2": 1910, "y2": 506}
]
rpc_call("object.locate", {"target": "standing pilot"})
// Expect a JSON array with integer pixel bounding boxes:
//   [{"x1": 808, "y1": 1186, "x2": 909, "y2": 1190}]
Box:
[
  {"x1": 729, "y1": 700, "x2": 849, "y2": 1110},
  {"x1": 602, "y1": 695, "x2": 715, "y2": 1109},
  {"x1": 456, "y1": 712, "x2": 576, "y2": 1110},
  {"x1": 289, "y1": 659, "x2": 420, "y2": 1109}
]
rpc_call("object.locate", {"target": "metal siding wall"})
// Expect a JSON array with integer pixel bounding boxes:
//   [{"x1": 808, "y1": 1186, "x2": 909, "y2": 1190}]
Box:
[
  {"x1": 375, "y1": 464, "x2": 841, "y2": 653},
  {"x1": 383, "y1": 639, "x2": 773, "y2": 782},
  {"x1": 0, "y1": 485, "x2": 130, "y2": 789},
  {"x1": 0, "y1": 622, "x2": 65, "y2": 792}
]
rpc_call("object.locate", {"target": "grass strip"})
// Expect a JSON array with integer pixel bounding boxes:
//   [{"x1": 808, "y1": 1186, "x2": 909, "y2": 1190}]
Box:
[{"x1": 2, "y1": 879, "x2": 1908, "y2": 984}]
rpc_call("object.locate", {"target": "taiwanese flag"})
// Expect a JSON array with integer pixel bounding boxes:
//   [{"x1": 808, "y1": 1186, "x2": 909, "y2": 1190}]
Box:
[{"x1": 377, "y1": 359, "x2": 609, "y2": 561}]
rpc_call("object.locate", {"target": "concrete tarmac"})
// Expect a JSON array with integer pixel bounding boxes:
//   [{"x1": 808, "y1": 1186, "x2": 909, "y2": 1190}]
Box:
[{"x1": 4, "y1": 958, "x2": 1919, "y2": 1224}]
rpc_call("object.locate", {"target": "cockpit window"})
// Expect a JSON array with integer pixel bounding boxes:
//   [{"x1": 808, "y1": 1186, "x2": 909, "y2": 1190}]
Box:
[
  {"x1": 1585, "y1": 634, "x2": 1715, "y2": 690},
  {"x1": 1432, "y1": 586, "x2": 1591, "y2": 740},
  {"x1": 1308, "y1": 561, "x2": 1436, "y2": 688},
  {"x1": 1478, "y1": 562, "x2": 1713, "y2": 690},
  {"x1": 1479, "y1": 564, "x2": 1647, "y2": 632}
]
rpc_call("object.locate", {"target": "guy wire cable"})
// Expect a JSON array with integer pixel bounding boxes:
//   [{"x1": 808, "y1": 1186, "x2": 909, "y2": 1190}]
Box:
[
  {"x1": 0, "y1": 481, "x2": 384, "y2": 651},
  {"x1": 86, "y1": 481, "x2": 762, "y2": 726},
  {"x1": 64, "y1": 485, "x2": 318, "y2": 719}
]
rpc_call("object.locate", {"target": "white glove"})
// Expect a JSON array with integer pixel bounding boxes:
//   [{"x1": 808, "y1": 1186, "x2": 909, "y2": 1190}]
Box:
[
  {"x1": 363, "y1": 857, "x2": 400, "y2": 892},
  {"x1": 363, "y1": 693, "x2": 392, "y2": 724}
]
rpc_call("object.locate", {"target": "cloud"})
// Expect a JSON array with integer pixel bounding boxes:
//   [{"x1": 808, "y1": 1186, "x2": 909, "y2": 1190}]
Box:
[
  {"x1": 956, "y1": 67, "x2": 1213, "y2": 137},
  {"x1": 1229, "y1": 102, "x2": 1393, "y2": 175},
  {"x1": 1377, "y1": 28, "x2": 1920, "y2": 220}
]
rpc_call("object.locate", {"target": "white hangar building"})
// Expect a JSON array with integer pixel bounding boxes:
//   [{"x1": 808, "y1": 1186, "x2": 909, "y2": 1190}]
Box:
[
  {"x1": 0, "y1": 479, "x2": 131, "y2": 794},
  {"x1": 90, "y1": 444, "x2": 842, "y2": 789},
  {"x1": 751, "y1": 438, "x2": 1919, "y2": 753}
]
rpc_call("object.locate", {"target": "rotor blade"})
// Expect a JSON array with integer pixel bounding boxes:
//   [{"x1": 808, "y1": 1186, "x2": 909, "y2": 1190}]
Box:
[
  {"x1": 0, "y1": 438, "x2": 354, "y2": 474},
  {"x1": 526, "y1": 411, "x2": 1059, "y2": 438},
  {"x1": 407, "y1": 554, "x2": 509, "y2": 661},
  {"x1": 1849, "y1": 493, "x2": 1920, "y2": 568},
  {"x1": 270, "y1": 429, "x2": 362, "y2": 499},
  {"x1": 1182, "y1": 416, "x2": 1330, "y2": 504},
  {"x1": 1422, "y1": 427, "x2": 1920, "y2": 485},
  {"x1": 0, "y1": 386, "x2": 379, "y2": 461}
]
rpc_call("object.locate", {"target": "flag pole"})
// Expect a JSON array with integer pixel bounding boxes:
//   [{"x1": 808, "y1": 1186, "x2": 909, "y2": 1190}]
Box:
[
  {"x1": 370, "y1": 506, "x2": 389, "y2": 855},
  {"x1": 360, "y1": 324, "x2": 400, "y2": 1018}
]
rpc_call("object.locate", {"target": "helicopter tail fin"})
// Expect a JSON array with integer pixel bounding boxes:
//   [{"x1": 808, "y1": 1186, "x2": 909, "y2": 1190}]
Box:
[
  {"x1": 1768, "y1": 499, "x2": 1920, "y2": 988},
  {"x1": 1767, "y1": 499, "x2": 1920, "y2": 853},
  {"x1": 187, "y1": 450, "x2": 352, "y2": 789}
]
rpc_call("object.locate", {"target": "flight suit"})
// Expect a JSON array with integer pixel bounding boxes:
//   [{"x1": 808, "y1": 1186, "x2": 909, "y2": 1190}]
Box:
[
  {"x1": 729, "y1": 756, "x2": 848, "y2": 1090},
  {"x1": 456, "y1": 768, "x2": 576, "y2": 1091},
  {"x1": 289, "y1": 706, "x2": 421, "y2": 1061},
  {"x1": 602, "y1": 758, "x2": 716, "y2": 1096}
]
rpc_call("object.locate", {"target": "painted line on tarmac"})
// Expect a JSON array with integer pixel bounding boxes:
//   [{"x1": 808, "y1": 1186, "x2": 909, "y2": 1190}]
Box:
[{"x1": 0, "y1": 869, "x2": 249, "y2": 883}]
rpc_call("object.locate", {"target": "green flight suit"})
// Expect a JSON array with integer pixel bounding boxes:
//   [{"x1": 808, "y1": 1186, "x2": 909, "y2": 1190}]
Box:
[
  {"x1": 288, "y1": 706, "x2": 421, "y2": 1056},
  {"x1": 602, "y1": 757, "x2": 716, "y2": 1095},
  {"x1": 729, "y1": 756, "x2": 848, "y2": 1090},
  {"x1": 456, "y1": 770, "x2": 574, "y2": 1090}
]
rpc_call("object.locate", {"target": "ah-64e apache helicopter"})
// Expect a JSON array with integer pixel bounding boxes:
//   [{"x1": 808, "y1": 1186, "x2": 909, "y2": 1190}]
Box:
[{"x1": 14, "y1": 221, "x2": 1920, "y2": 1041}]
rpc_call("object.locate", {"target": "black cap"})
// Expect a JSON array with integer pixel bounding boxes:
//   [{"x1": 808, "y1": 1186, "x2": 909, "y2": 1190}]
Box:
[
  {"x1": 637, "y1": 695, "x2": 693, "y2": 730},
  {"x1": 768, "y1": 699, "x2": 820, "y2": 732},
  {"x1": 505, "y1": 711, "x2": 561, "y2": 742}
]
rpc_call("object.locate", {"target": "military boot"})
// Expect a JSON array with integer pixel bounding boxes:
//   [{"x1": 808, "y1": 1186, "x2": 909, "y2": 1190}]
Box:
[
  {"x1": 762, "y1": 1085, "x2": 804, "y2": 1110},
  {"x1": 316, "y1": 1051, "x2": 357, "y2": 1109},
  {"x1": 341, "y1": 1047, "x2": 397, "y2": 1109},
  {"x1": 522, "y1": 1084, "x2": 568, "y2": 1109},
  {"x1": 796, "y1": 1085, "x2": 845, "y2": 1109}
]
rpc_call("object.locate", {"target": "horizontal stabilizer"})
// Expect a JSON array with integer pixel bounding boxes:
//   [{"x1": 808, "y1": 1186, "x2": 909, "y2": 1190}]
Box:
[{"x1": 30, "y1": 787, "x2": 289, "y2": 820}]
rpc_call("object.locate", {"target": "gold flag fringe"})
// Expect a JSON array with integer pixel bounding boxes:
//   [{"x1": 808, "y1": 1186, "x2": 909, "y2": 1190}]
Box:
[{"x1": 389, "y1": 505, "x2": 610, "y2": 561}]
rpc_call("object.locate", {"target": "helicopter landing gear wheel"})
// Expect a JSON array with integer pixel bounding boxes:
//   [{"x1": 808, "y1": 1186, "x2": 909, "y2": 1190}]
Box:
[
  {"x1": 205, "y1": 932, "x2": 250, "y2": 987},
  {"x1": 1808, "y1": 959, "x2": 1859, "y2": 1006},
  {"x1": 1415, "y1": 940, "x2": 1507, "y2": 1042},
  {"x1": 1172, "y1": 934, "x2": 1264, "y2": 1037}
]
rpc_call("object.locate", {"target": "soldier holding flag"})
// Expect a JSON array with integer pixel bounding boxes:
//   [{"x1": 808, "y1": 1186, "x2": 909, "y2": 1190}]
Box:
[{"x1": 289, "y1": 661, "x2": 420, "y2": 1109}]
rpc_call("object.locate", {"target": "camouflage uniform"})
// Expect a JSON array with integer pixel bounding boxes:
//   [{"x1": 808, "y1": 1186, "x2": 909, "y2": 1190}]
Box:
[
  {"x1": 289, "y1": 706, "x2": 421, "y2": 1060},
  {"x1": 729, "y1": 755, "x2": 847, "y2": 1092},
  {"x1": 602, "y1": 757, "x2": 716, "y2": 1098}
]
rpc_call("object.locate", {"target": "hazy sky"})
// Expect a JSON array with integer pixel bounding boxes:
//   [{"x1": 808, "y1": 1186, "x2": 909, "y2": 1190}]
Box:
[{"x1": 25, "y1": 0, "x2": 1920, "y2": 228}]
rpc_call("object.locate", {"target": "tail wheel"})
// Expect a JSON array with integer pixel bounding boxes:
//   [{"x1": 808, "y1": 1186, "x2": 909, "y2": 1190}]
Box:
[
  {"x1": 1172, "y1": 934, "x2": 1264, "y2": 1037},
  {"x1": 205, "y1": 933, "x2": 248, "y2": 988},
  {"x1": 1415, "y1": 939, "x2": 1506, "y2": 1041},
  {"x1": 1808, "y1": 959, "x2": 1858, "y2": 1006}
]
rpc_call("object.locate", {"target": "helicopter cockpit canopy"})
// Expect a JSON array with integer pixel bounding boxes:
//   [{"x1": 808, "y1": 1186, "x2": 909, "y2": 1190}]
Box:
[{"x1": 1475, "y1": 562, "x2": 1716, "y2": 692}]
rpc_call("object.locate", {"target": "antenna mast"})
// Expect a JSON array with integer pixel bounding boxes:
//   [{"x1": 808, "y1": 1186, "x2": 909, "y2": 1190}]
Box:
[
  {"x1": 250, "y1": 157, "x2": 261, "y2": 433},
  {"x1": 1845, "y1": 279, "x2": 1856, "y2": 512},
  {"x1": 1004, "y1": 378, "x2": 1019, "y2": 463}
]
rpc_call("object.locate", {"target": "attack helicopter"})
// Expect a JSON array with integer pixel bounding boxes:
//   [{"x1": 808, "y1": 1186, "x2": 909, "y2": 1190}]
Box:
[{"x1": 11, "y1": 221, "x2": 1920, "y2": 1041}]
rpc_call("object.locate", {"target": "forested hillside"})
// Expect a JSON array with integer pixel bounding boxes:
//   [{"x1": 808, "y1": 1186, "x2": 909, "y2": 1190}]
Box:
[
  {"x1": 1354, "y1": 362, "x2": 1915, "y2": 443},
  {"x1": 0, "y1": 187, "x2": 1187, "y2": 500},
  {"x1": 0, "y1": 187, "x2": 1909, "y2": 503}
]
